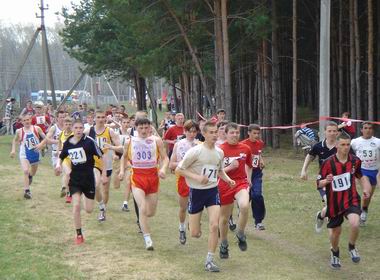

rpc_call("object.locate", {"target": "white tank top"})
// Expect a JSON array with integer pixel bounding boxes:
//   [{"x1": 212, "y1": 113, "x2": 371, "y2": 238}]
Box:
[
  {"x1": 52, "y1": 124, "x2": 62, "y2": 151},
  {"x1": 130, "y1": 136, "x2": 157, "y2": 169},
  {"x1": 176, "y1": 138, "x2": 197, "y2": 161}
]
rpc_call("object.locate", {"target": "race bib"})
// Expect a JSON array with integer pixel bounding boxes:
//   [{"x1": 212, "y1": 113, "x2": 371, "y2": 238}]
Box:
[
  {"x1": 25, "y1": 137, "x2": 38, "y2": 150},
  {"x1": 332, "y1": 172, "x2": 351, "y2": 192},
  {"x1": 97, "y1": 137, "x2": 108, "y2": 149},
  {"x1": 252, "y1": 155, "x2": 260, "y2": 168},
  {"x1": 68, "y1": 147, "x2": 87, "y2": 164},
  {"x1": 201, "y1": 164, "x2": 218, "y2": 183},
  {"x1": 361, "y1": 149, "x2": 376, "y2": 160},
  {"x1": 36, "y1": 116, "x2": 46, "y2": 125},
  {"x1": 120, "y1": 135, "x2": 129, "y2": 146}
]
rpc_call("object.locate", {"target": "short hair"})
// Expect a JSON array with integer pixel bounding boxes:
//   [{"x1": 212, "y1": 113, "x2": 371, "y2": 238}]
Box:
[
  {"x1": 64, "y1": 116, "x2": 73, "y2": 123},
  {"x1": 72, "y1": 119, "x2": 83, "y2": 126},
  {"x1": 248, "y1": 124, "x2": 261, "y2": 131},
  {"x1": 184, "y1": 120, "x2": 199, "y2": 132},
  {"x1": 95, "y1": 110, "x2": 105, "y2": 115},
  {"x1": 56, "y1": 110, "x2": 66, "y2": 117},
  {"x1": 130, "y1": 114, "x2": 135, "y2": 120},
  {"x1": 324, "y1": 121, "x2": 338, "y2": 130},
  {"x1": 135, "y1": 118, "x2": 151, "y2": 126},
  {"x1": 361, "y1": 121, "x2": 373, "y2": 129},
  {"x1": 225, "y1": 122, "x2": 239, "y2": 133},
  {"x1": 217, "y1": 120, "x2": 229, "y2": 129},
  {"x1": 342, "y1": 112, "x2": 350, "y2": 117},
  {"x1": 337, "y1": 132, "x2": 351, "y2": 141},
  {"x1": 217, "y1": 108, "x2": 226, "y2": 114},
  {"x1": 121, "y1": 116, "x2": 130, "y2": 121},
  {"x1": 202, "y1": 120, "x2": 217, "y2": 133}
]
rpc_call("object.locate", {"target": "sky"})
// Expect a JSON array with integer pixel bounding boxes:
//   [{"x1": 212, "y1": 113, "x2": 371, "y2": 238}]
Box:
[{"x1": 0, "y1": 0, "x2": 81, "y2": 27}]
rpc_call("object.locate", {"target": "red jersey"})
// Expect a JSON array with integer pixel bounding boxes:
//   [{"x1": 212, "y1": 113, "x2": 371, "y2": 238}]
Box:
[
  {"x1": 241, "y1": 138, "x2": 265, "y2": 169},
  {"x1": 163, "y1": 125, "x2": 184, "y2": 152},
  {"x1": 317, "y1": 154, "x2": 362, "y2": 218},
  {"x1": 219, "y1": 142, "x2": 252, "y2": 186},
  {"x1": 31, "y1": 114, "x2": 51, "y2": 133}
]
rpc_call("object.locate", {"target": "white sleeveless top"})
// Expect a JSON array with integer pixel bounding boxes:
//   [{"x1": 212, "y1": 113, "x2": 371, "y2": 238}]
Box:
[
  {"x1": 176, "y1": 138, "x2": 197, "y2": 161},
  {"x1": 130, "y1": 136, "x2": 158, "y2": 169},
  {"x1": 52, "y1": 124, "x2": 62, "y2": 151}
]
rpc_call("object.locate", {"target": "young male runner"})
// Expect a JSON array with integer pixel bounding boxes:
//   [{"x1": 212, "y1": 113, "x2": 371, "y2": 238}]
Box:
[
  {"x1": 218, "y1": 123, "x2": 252, "y2": 258},
  {"x1": 241, "y1": 124, "x2": 266, "y2": 230},
  {"x1": 84, "y1": 110, "x2": 121, "y2": 221},
  {"x1": 300, "y1": 122, "x2": 339, "y2": 233},
  {"x1": 176, "y1": 120, "x2": 235, "y2": 272},
  {"x1": 119, "y1": 118, "x2": 169, "y2": 250},
  {"x1": 169, "y1": 120, "x2": 199, "y2": 245},
  {"x1": 317, "y1": 133, "x2": 370, "y2": 269},
  {"x1": 45, "y1": 110, "x2": 65, "y2": 170},
  {"x1": 10, "y1": 114, "x2": 46, "y2": 199},
  {"x1": 163, "y1": 113, "x2": 185, "y2": 157},
  {"x1": 350, "y1": 122, "x2": 380, "y2": 226},
  {"x1": 55, "y1": 119, "x2": 105, "y2": 244}
]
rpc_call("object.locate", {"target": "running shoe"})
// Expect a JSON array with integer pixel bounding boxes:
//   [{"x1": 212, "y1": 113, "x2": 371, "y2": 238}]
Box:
[
  {"x1": 24, "y1": 189, "x2": 32, "y2": 199},
  {"x1": 360, "y1": 211, "x2": 367, "y2": 227},
  {"x1": 315, "y1": 211, "x2": 324, "y2": 233},
  {"x1": 228, "y1": 216, "x2": 236, "y2": 231},
  {"x1": 98, "y1": 210, "x2": 106, "y2": 222},
  {"x1": 236, "y1": 234, "x2": 247, "y2": 251},
  {"x1": 330, "y1": 254, "x2": 341, "y2": 270},
  {"x1": 60, "y1": 187, "x2": 66, "y2": 198},
  {"x1": 219, "y1": 243, "x2": 229, "y2": 259},
  {"x1": 179, "y1": 230, "x2": 186, "y2": 245},
  {"x1": 349, "y1": 248, "x2": 361, "y2": 263},
  {"x1": 75, "y1": 235, "x2": 84, "y2": 245},
  {"x1": 205, "y1": 261, "x2": 220, "y2": 272},
  {"x1": 145, "y1": 239, "x2": 154, "y2": 251},
  {"x1": 255, "y1": 223, "x2": 266, "y2": 230},
  {"x1": 65, "y1": 194, "x2": 72, "y2": 204},
  {"x1": 121, "y1": 203, "x2": 130, "y2": 212}
]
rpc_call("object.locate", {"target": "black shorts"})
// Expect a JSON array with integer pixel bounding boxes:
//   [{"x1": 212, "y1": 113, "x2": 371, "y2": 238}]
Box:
[
  {"x1": 327, "y1": 206, "x2": 361, "y2": 229},
  {"x1": 94, "y1": 167, "x2": 113, "y2": 177},
  {"x1": 69, "y1": 171, "x2": 96, "y2": 199},
  {"x1": 188, "y1": 187, "x2": 220, "y2": 214}
]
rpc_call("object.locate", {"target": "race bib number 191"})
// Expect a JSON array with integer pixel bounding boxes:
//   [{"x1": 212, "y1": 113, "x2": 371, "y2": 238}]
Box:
[
  {"x1": 201, "y1": 164, "x2": 218, "y2": 183},
  {"x1": 332, "y1": 172, "x2": 351, "y2": 192}
]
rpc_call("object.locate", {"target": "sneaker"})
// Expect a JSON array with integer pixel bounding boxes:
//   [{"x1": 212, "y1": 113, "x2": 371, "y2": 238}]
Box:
[
  {"x1": 205, "y1": 260, "x2": 220, "y2": 272},
  {"x1": 179, "y1": 230, "x2": 186, "y2": 245},
  {"x1": 98, "y1": 210, "x2": 106, "y2": 222},
  {"x1": 75, "y1": 235, "x2": 84, "y2": 245},
  {"x1": 330, "y1": 254, "x2": 341, "y2": 270},
  {"x1": 24, "y1": 189, "x2": 32, "y2": 199},
  {"x1": 60, "y1": 187, "x2": 66, "y2": 198},
  {"x1": 349, "y1": 248, "x2": 361, "y2": 263},
  {"x1": 315, "y1": 211, "x2": 324, "y2": 233},
  {"x1": 145, "y1": 239, "x2": 154, "y2": 251},
  {"x1": 360, "y1": 211, "x2": 367, "y2": 227},
  {"x1": 219, "y1": 243, "x2": 229, "y2": 259},
  {"x1": 255, "y1": 223, "x2": 266, "y2": 230},
  {"x1": 65, "y1": 194, "x2": 72, "y2": 203},
  {"x1": 236, "y1": 234, "x2": 247, "y2": 251},
  {"x1": 121, "y1": 203, "x2": 130, "y2": 212},
  {"x1": 228, "y1": 216, "x2": 236, "y2": 231}
]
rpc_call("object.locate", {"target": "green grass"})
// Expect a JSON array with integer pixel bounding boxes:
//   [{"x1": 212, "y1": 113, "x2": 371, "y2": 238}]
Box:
[{"x1": 0, "y1": 135, "x2": 379, "y2": 279}]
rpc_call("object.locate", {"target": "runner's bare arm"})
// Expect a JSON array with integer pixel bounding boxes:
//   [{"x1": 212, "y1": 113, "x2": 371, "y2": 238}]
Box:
[
  {"x1": 119, "y1": 138, "x2": 131, "y2": 179},
  {"x1": 35, "y1": 126, "x2": 47, "y2": 150},
  {"x1": 218, "y1": 169, "x2": 235, "y2": 187},
  {"x1": 157, "y1": 137, "x2": 169, "y2": 178},
  {"x1": 10, "y1": 129, "x2": 20, "y2": 157},
  {"x1": 169, "y1": 143, "x2": 179, "y2": 170},
  {"x1": 45, "y1": 126, "x2": 58, "y2": 145},
  {"x1": 104, "y1": 129, "x2": 123, "y2": 153},
  {"x1": 300, "y1": 154, "x2": 315, "y2": 180}
]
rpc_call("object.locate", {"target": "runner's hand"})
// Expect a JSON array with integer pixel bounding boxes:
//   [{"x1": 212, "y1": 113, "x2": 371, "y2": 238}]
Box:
[
  {"x1": 227, "y1": 179, "x2": 236, "y2": 188},
  {"x1": 158, "y1": 170, "x2": 166, "y2": 179},
  {"x1": 300, "y1": 171, "x2": 307, "y2": 180},
  {"x1": 55, "y1": 165, "x2": 62, "y2": 176},
  {"x1": 118, "y1": 171, "x2": 124, "y2": 181},
  {"x1": 326, "y1": 174, "x2": 333, "y2": 183},
  {"x1": 198, "y1": 175, "x2": 209, "y2": 185},
  {"x1": 10, "y1": 151, "x2": 15, "y2": 158}
]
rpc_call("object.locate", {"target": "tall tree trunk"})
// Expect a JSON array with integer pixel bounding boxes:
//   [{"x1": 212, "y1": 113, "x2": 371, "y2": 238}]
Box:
[
  {"x1": 263, "y1": 40, "x2": 272, "y2": 146},
  {"x1": 338, "y1": 0, "x2": 344, "y2": 114},
  {"x1": 271, "y1": 0, "x2": 280, "y2": 148},
  {"x1": 354, "y1": 0, "x2": 361, "y2": 119},
  {"x1": 292, "y1": 0, "x2": 297, "y2": 147},
  {"x1": 368, "y1": 0, "x2": 374, "y2": 120},
  {"x1": 214, "y1": 0, "x2": 225, "y2": 109},
  {"x1": 349, "y1": 0, "x2": 356, "y2": 117},
  {"x1": 377, "y1": 0, "x2": 380, "y2": 119},
  {"x1": 221, "y1": 0, "x2": 232, "y2": 119}
]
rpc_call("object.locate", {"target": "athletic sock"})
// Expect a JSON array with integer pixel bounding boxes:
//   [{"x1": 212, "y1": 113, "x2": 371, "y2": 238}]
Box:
[
  {"x1": 123, "y1": 200, "x2": 128, "y2": 206},
  {"x1": 143, "y1": 233, "x2": 152, "y2": 243},
  {"x1": 76, "y1": 228, "x2": 82, "y2": 236},
  {"x1": 179, "y1": 223, "x2": 186, "y2": 232},
  {"x1": 331, "y1": 248, "x2": 340, "y2": 257},
  {"x1": 221, "y1": 239, "x2": 228, "y2": 247},
  {"x1": 99, "y1": 201, "x2": 106, "y2": 211},
  {"x1": 348, "y1": 243, "x2": 355, "y2": 251},
  {"x1": 237, "y1": 230, "x2": 245, "y2": 239},
  {"x1": 206, "y1": 252, "x2": 214, "y2": 263}
]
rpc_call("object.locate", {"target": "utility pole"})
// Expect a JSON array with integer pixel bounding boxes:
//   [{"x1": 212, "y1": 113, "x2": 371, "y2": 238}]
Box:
[{"x1": 319, "y1": 0, "x2": 331, "y2": 139}]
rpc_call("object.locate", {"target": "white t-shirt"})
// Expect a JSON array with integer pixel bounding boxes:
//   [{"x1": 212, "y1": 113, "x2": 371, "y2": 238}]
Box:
[
  {"x1": 178, "y1": 143, "x2": 224, "y2": 190},
  {"x1": 351, "y1": 136, "x2": 380, "y2": 170}
]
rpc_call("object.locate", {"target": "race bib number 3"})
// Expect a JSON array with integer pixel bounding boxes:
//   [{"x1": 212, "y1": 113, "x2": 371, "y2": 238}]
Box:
[
  {"x1": 68, "y1": 147, "x2": 87, "y2": 164},
  {"x1": 252, "y1": 155, "x2": 260, "y2": 168},
  {"x1": 201, "y1": 164, "x2": 218, "y2": 183},
  {"x1": 332, "y1": 172, "x2": 351, "y2": 192}
]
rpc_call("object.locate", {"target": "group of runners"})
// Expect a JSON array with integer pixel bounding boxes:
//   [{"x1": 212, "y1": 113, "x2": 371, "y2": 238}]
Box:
[{"x1": 8, "y1": 102, "x2": 379, "y2": 272}]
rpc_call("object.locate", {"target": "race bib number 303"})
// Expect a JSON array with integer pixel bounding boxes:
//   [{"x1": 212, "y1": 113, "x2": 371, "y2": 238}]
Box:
[
  {"x1": 201, "y1": 164, "x2": 218, "y2": 183},
  {"x1": 332, "y1": 172, "x2": 351, "y2": 192},
  {"x1": 68, "y1": 147, "x2": 87, "y2": 164}
]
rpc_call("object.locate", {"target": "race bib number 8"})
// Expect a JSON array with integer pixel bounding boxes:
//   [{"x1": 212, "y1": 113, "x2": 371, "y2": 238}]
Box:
[
  {"x1": 201, "y1": 164, "x2": 218, "y2": 183},
  {"x1": 332, "y1": 172, "x2": 351, "y2": 192},
  {"x1": 68, "y1": 147, "x2": 87, "y2": 164}
]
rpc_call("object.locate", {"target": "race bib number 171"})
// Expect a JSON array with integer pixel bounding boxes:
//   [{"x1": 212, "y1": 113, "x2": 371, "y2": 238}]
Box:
[{"x1": 201, "y1": 164, "x2": 218, "y2": 183}]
